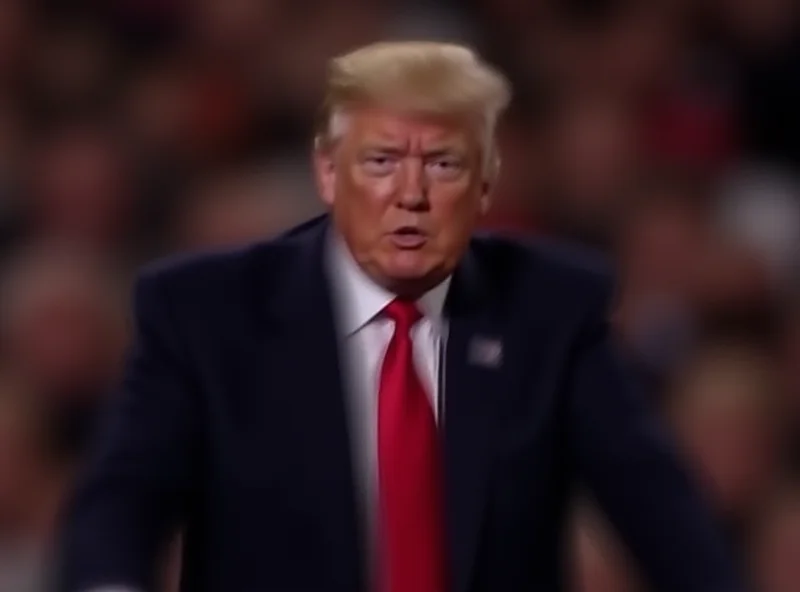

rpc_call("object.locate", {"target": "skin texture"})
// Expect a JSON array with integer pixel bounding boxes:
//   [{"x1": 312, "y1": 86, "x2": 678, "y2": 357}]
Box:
[{"x1": 315, "y1": 106, "x2": 491, "y2": 297}]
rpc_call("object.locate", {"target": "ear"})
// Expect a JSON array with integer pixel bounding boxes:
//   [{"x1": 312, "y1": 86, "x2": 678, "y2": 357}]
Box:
[
  {"x1": 313, "y1": 138, "x2": 336, "y2": 207},
  {"x1": 479, "y1": 181, "x2": 492, "y2": 215},
  {"x1": 478, "y1": 150, "x2": 499, "y2": 215}
]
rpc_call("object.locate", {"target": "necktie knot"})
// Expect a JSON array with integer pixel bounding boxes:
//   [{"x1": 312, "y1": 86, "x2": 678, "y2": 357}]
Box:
[{"x1": 384, "y1": 298, "x2": 422, "y2": 332}]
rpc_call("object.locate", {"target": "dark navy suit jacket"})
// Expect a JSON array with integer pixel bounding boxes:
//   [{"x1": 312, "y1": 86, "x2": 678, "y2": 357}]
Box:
[{"x1": 58, "y1": 215, "x2": 743, "y2": 592}]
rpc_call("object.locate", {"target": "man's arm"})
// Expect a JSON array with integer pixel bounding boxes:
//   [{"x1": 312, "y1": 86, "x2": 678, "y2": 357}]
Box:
[
  {"x1": 567, "y1": 277, "x2": 746, "y2": 592},
  {"x1": 56, "y1": 271, "x2": 200, "y2": 592}
]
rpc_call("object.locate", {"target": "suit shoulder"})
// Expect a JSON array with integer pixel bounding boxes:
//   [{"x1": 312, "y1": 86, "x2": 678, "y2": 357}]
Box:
[
  {"x1": 470, "y1": 233, "x2": 616, "y2": 310},
  {"x1": 137, "y1": 214, "x2": 325, "y2": 292},
  {"x1": 135, "y1": 232, "x2": 312, "y2": 313}
]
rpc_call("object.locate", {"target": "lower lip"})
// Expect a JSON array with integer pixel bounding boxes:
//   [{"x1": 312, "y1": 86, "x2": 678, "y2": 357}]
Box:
[{"x1": 389, "y1": 233, "x2": 427, "y2": 248}]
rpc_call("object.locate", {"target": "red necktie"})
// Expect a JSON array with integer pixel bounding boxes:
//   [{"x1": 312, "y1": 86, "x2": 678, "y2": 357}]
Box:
[{"x1": 378, "y1": 299, "x2": 447, "y2": 592}]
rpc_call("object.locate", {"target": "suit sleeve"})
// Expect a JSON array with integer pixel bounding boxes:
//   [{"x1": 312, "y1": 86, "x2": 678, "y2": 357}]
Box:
[
  {"x1": 56, "y1": 271, "x2": 200, "y2": 592},
  {"x1": 567, "y1": 276, "x2": 746, "y2": 592}
]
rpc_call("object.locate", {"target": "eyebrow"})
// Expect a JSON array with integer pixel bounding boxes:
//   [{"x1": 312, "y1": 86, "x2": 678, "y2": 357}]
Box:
[
  {"x1": 423, "y1": 148, "x2": 464, "y2": 158},
  {"x1": 360, "y1": 145, "x2": 466, "y2": 157}
]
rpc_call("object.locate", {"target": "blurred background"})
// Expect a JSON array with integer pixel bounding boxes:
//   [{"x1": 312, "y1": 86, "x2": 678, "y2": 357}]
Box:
[{"x1": 0, "y1": 0, "x2": 798, "y2": 590}]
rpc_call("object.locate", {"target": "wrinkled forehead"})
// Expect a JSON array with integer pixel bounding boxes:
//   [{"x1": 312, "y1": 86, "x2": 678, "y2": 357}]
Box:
[{"x1": 335, "y1": 106, "x2": 483, "y2": 152}]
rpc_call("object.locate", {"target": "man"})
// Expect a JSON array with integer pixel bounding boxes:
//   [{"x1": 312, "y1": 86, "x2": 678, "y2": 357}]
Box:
[{"x1": 58, "y1": 42, "x2": 743, "y2": 592}]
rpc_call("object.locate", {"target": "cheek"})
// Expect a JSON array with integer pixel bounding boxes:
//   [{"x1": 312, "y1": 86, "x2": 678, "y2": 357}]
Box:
[
  {"x1": 369, "y1": 176, "x2": 398, "y2": 201},
  {"x1": 341, "y1": 169, "x2": 399, "y2": 210}
]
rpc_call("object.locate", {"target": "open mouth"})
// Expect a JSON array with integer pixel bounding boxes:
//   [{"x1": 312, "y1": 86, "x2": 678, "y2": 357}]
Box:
[{"x1": 389, "y1": 226, "x2": 427, "y2": 249}]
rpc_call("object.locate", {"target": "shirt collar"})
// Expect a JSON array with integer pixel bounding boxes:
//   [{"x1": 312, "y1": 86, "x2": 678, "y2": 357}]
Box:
[{"x1": 327, "y1": 232, "x2": 451, "y2": 336}]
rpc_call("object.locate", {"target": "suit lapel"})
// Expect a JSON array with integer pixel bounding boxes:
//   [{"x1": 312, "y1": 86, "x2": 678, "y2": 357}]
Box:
[
  {"x1": 444, "y1": 248, "x2": 512, "y2": 592},
  {"x1": 248, "y1": 219, "x2": 510, "y2": 592},
  {"x1": 249, "y1": 217, "x2": 366, "y2": 592}
]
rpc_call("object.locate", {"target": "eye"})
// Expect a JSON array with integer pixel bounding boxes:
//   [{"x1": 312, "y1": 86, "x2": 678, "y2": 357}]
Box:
[
  {"x1": 362, "y1": 155, "x2": 398, "y2": 175},
  {"x1": 426, "y1": 157, "x2": 464, "y2": 179}
]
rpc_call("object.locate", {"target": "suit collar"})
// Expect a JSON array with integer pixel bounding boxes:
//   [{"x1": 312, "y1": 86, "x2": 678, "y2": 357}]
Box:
[
  {"x1": 251, "y1": 215, "x2": 507, "y2": 592},
  {"x1": 247, "y1": 214, "x2": 368, "y2": 590},
  {"x1": 253, "y1": 215, "x2": 460, "y2": 329},
  {"x1": 248, "y1": 214, "x2": 331, "y2": 329},
  {"x1": 252, "y1": 214, "x2": 483, "y2": 330},
  {"x1": 444, "y1": 242, "x2": 489, "y2": 317}
]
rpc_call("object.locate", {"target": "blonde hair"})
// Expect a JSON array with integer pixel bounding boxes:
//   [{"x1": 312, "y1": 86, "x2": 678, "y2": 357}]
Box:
[{"x1": 316, "y1": 41, "x2": 512, "y2": 178}]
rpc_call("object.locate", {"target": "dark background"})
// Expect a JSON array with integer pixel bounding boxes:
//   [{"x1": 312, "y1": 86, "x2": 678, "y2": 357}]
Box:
[{"x1": 0, "y1": 0, "x2": 798, "y2": 590}]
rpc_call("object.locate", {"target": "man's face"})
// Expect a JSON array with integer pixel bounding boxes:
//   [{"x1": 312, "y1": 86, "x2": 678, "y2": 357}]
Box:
[{"x1": 315, "y1": 107, "x2": 489, "y2": 293}]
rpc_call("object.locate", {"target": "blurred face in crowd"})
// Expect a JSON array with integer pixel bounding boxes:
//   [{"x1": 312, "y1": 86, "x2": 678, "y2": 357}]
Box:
[
  {"x1": 669, "y1": 346, "x2": 780, "y2": 519},
  {"x1": 0, "y1": 246, "x2": 124, "y2": 398},
  {"x1": 316, "y1": 106, "x2": 488, "y2": 295},
  {"x1": 29, "y1": 123, "x2": 130, "y2": 247},
  {"x1": 621, "y1": 189, "x2": 708, "y2": 290},
  {"x1": 177, "y1": 171, "x2": 314, "y2": 249},
  {"x1": 0, "y1": 0, "x2": 28, "y2": 82},
  {"x1": 721, "y1": 0, "x2": 797, "y2": 49},
  {"x1": 542, "y1": 96, "x2": 638, "y2": 246},
  {"x1": 751, "y1": 491, "x2": 800, "y2": 592},
  {"x1": 781, "y1": 307, "x2": 800, "y2": 413},
  {"x1": 551, "y1": 97, "x2": 636, "y2": 207},
  {"x1": 0, "y1": 382, "x2": 40, "y2": 520},
  {"x1": 571, "y1": 507, "x2": 643, "y2": 592}
]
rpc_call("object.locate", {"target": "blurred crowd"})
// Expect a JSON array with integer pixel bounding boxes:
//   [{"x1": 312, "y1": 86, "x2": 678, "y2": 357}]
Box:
[{"x1": 0, "y1": 0, "x2": 798, "y2": 590}]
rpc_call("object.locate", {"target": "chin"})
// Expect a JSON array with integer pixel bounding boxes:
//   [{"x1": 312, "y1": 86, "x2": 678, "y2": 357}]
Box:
[
  {"x1": 377, "y1": 253, "x2": 449, "y2": 295},
  {"x1": 383, "y1": 264, "x2": 430, "y2": 282},
  {"x1": 384, "y1": 251, "x2": 433, "y2": 278}
]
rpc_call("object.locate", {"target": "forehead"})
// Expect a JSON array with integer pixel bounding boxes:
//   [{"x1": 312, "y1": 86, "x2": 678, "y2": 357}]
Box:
[{"x1": 343, "y1": 107, "x2": 478, "y2": 148}]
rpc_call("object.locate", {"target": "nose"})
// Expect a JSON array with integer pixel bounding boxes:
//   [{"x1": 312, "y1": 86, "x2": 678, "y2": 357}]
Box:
[{"x1": 397, "y1": 157, "x2": 428, "y2": 210}]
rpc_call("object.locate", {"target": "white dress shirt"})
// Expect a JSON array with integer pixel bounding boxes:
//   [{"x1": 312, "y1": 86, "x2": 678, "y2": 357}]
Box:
[
  {"x1": 326, "y1": 234, "x2": 450, "y2": 570},
  {"x1": 85, "y1": 235, "x2": 450, "y2": 592}
]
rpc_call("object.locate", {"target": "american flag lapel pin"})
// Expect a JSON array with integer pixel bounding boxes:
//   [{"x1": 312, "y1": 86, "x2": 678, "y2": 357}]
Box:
[{"x1": 468, "y1": 336, "x2": 503, "y2": 369}]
